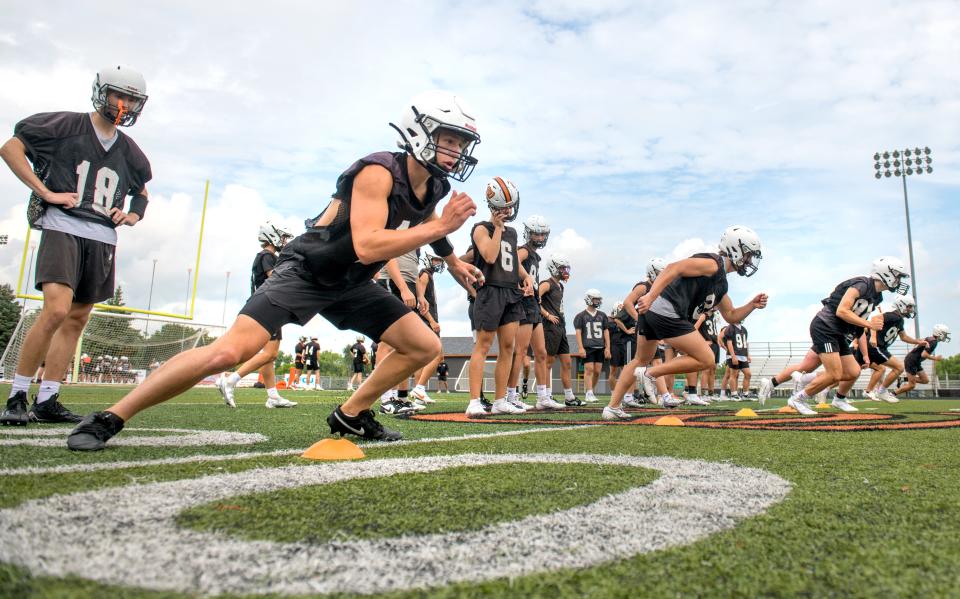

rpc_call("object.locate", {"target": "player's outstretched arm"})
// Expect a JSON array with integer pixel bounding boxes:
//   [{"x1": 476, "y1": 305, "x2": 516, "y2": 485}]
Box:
[{"x1": 716, "y1": 293, "x2": 767, "y2": 326}]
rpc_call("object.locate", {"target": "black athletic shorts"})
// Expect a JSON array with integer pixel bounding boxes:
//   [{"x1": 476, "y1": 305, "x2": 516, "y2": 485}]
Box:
[
  {"x1": 583, "y1": 347, "x2": 605, "y2": 363},
  {"x1": 611, "y1": 341, "x2": 628, "y2": 367},
  {"x1": 270, "y1": 328, "x2": 282, "y2": 341},
  {"x1": 352, "y1": 360, "x2": 365, "y2": 373},
  {"x1": 727, "y1": 358, "x2": 750, "y2": 370},
  {"x1": 474, "y1": 285, "x2": 524, "y2": 332},
  {"x1": 809, "y1": 315, "x2": 852, "y2": 356},
  {"x1": 307, "y1": 360, "x2": 319, "y2": 371},
  {"x1": 519, "y1": 296, "x2": 542, "y2": 327},
  {"x1": 544, "y1": 320, "x2": 569, "y2": 356},
  {"x1": 35, "y1": 229, "x2": 116, "y2": 304},
  {"x1": 710, "y1": 343, "x2": 720, "y2": 365},
  {"x1": 239, "y1": 261, "x2": 412, "y2": 343},
  {"x1": 637, "y1": 311, "x2": 695, "y2": 341},
  {"x1": 467, "y1": 296, "x2": 476, "y2": 331},
  {"x1": 904, "y1": 355, "x2": 923, "y2": 375},
  {"x1": 438, "y1": 374, "x2": 447, "y2": 381},
  {"x1": 854, "y1": 345, "x2": 892, "y2": 366},
  {"x1": 294, "y1": 359, "x2": 305, "y2": 369}
]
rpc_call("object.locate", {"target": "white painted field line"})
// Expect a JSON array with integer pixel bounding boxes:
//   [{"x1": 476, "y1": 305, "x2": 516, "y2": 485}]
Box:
[{"x1": 0, "y1": 424, "x2": 596, "y2": 477}]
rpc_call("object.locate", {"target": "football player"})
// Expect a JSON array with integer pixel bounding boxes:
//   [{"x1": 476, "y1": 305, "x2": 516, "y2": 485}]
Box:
[
  {"x1": 215, "y1": 223, "x2": 297, "y2": 409},
  {"x1": 464, "y1": 177, "x2": 535, "y2": 418},
  {"x1": 1, "y1": 65, "x2": 152, "y2": 427},
  {"x1": 289, "y1": 336, "x2": 307, "y2": 389},
  {"x1": 409, "y1": 251, "x2": 445, "y2": 404},
  {"x1": 67, "y1": 90, "x2": 481, "y2": 449},
  {"x1": 785, "y1": 257, "x2": 910, "y2": 415},
  {"x1": 603, "y1": 257, "x2": 671, "y2": 418},
  {"x1": 693, "y1": 308, "x2": 720, "y2": 401},
  {"x1": 894, "y1": 324, "x2": 949, "y2": 398},
  {"x1": 348, "y1": 336, "x2": 368, "y2": 392},
  {"x1": 857, "y1": 296, "x2": 923, "y2": 402},
  {"x1": 507, "y1": 215, "x2": 562, "y2": 410},
  {"x1": 607, "y1": 300, "x2": 632, "y2": 404},
  {"x1": 631, "y1": 227, "x2": 767, "y2": 411},
  {"x1": 573, "y1": 289, "x2": 610, "y2": 404},
  {"x1": 541, "y1": 254, "x2": 581, "y2": 406},
  {"x1": 722, "y1": 320, "x2": 753, "y2": 399}
]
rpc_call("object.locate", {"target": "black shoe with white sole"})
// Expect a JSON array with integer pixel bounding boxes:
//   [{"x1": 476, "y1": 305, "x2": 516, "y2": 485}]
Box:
[
  {"x1": 0, "y1": 391, "x2": 29, "y2": 426},
  {"x1": 67, "y1": 411, "x2": 125, "y2": 451},
  {"x1": 29, "y1": 394, "x2": 83, "y2": 423}
]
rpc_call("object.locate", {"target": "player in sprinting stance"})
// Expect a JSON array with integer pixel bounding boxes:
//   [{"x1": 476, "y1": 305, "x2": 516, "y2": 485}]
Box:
[
  {"x1": 858, "y1": 296, "x2": 924, "y2": 402},
  {"x1": 67, "y1": 90, "x2": 482, "y2": 449},
  {"x1": 785, "y1": 257, "x2": 910, "y2": 415},
  {"x1": 618, "y1": 227, "x2": 767, "y2": 420},
  {"x1": 573, "y1": 289, "x2": 610, "y2": 404},
  {"x1": 893, "y1": 324, "x2": 949, "y2": 398},
  {"x1": 1, "y1": 65, "x2": 152, "y2": 427},
  {"x1": 216, "y1": 222, "x2": 297, "y2": 409}
]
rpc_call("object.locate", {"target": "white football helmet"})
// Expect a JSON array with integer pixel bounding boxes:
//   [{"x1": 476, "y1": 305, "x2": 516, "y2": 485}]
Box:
[
  {"x1": 91, "y1": 64, "x2": 148, "y2": 127},
  {"x1": 258, "y1": 222, "x2": 292, "y2": 249},
  {"x1": 548, "y1": 254, "x2": 571, "y2": 281},
  {"x1": 584, "y1": 288, "x2": 603, "y2": 308},
  {"x1": 871, "y1": 256, "x2": 910, "y2": 295},
  {"x1": 390, "y1": 90, "x2": 480, "y2": 182},
  {"x1": 933, "y1": 324, "x2": 951, "y2": 342},
  {"x1": 484, "y1": 177, "x2": 520, "y2": 222},
  {"x1": 892, "y1": 295, "x2": 916, "y2": 318},
  {"x1": 421, "y1": 251, "x2": 446, "y2": 273},
  {"x1": 719, "y1": 225, "x2": 762, "y2": 277},
  {"x1": 523, "y1": 214, "x2": 550, "y2": 248},
  {"x1": 646, "y1": 257, "x2": 667, "y2": 282}
]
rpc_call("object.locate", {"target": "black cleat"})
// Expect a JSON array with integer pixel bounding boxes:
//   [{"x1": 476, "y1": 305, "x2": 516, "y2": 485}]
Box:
[
  {"x1": 67, "y1": 411, "x2": 125, "y2": 451},
  {"x1": 379, "y1": 399, "x2": 416, "y2": 418},
  {"x1": 521, "y1": 382, "x2": 528, "y2": 400},
  {"x1": 1, "y1": 391, "x2": 30, "y2": 426},
  {"x1": 479, "y1": 396, "x2": 493, "y2": 413},
  {"x1": 29, "y1": 394, "x2": 83, "y2": 423},
  {"x1": 327, "y1": 406, "x2": 402, "y2": 441},
  {"x1": 565, "y1": 397, "x2": 586, "y2": 407}
]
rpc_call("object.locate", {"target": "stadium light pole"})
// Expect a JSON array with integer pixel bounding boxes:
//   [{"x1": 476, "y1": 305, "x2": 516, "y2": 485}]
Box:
[
  {"x1": 221, "y1": 271, "x2": 231, "y2": 325},
  {"x1": 873, "y1": 146, "x2": 931, "y2": 339}
]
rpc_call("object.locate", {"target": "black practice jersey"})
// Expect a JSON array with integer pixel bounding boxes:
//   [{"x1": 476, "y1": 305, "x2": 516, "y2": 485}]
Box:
[
  {"x1": 294, "y1": 342, "x2": 305, "y2": 359},
  {"x1": 817, "y1": 276, "x2": 883, "y2": 336},
  {"x1": 15, "y1": 111, "x2": 152, "y2": 228},
  {"x1": 574, "y1": 309, "x2": 609, "y2": 349},
  {"x1": 282, "y1": 152, "x2": 450, "y2": 287},
  {"x1": 419, "y1": 269, "x2": 438, "y2": 320},
  {"x1": 876, "y1": 312, "x2": 906, "y2": 350},
  {"x1": 541, "y1": 279, "x2": 565, "y2": 321},
  {"x1": 660, "y1": 253, "x2": 728, "y2": 321},
  {"x1": 699, "y1": 313, "x2": 718, "y2": 344},
  {"x1": 350, "y1": 343, "x2": 366, "y2": 362},
  {"x1": 304, "y1": 342, "x2": 320, "y2": 363},
  {"x1": 724, "y1": 324, "x2": 749, "y2": 355},
  {"x1": 250, "y1": 250, "x2": 277, "y2": 295},
  {"x1": 437, "y1": 362, "x2": 449, "y2": 377},
  {"x1": 520, "y1": 244, "x2": 542, "y2": 299},
  {"x1": 470, "y1": 222, "x2": 520, "y2": 288},
  {"x1": 906, "y1": 337, "x2": 938, "y2": 363}
]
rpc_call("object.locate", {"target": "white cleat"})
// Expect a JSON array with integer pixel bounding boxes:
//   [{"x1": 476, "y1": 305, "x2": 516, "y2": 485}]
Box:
[
  {"x1": 831, "y1": 398, "x2": 858, "y2": 413},
  {"x1": 622, "y1": 396, "x2": 645, "y2": 409},
  {"x1": 635, "y1": 367, "x2": 658, "y2": 401},
  {"x1": 492, "y1": 398, "x2": 526, "y2": 414},
  {"x1": 535, "y1": 396, "x2": 564, "y2": 410},
  {"x1": 465, "y1": 400, "x2": 488, "y2": 418},
  {"x1": 216, "y1": 374, "x2": 236, "y2": 408},
  {"x1": 789, "y1": 371, "x2": 804, "y2": 394},
  {"x1": 864, "y1": 390, "x2": 882, "y2": 402},
  {"x1": 602, "y1": 406, "x2": 633, "y2": 421},
  {"x1": 879, "y1": 389, "x2": 900, "y2": 403},
  {"x1": 409, "y1": 399, "x2": 427, "y2": 411},
  {"x1": 758, "y1": 378, "x2": 773, "y2": 406},
  {"x1": 265, "y1": 396, "x2": 297, "y2": 408},
  {"x1": 684, "y1": 393, "x2": 710, "y2": 406},
  {"x1": 661, "y1": 394, "x2": 682, "y2": 408},
  {"x1": 508, "y1": 396, "x2": 533, "y2": 410},
  {"x1": 788, "y1": 396, "x2": 817, "y2": 416},
  {"x1": 411, "y1": 388, "x2": 436, "y2": 404},
  {"x1": 583, "y1": 392, "x2": 600, "y2": 404}
]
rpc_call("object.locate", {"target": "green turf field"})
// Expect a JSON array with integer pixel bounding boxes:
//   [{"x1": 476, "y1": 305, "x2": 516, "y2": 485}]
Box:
[{"x1": 2, "y1": 384, "x2": 959, "y2": 598}]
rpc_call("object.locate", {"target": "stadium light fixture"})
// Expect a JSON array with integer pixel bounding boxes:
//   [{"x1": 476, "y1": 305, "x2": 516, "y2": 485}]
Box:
[{"x1": 873, "y1": 146, "x2": 933, "y2": 338}]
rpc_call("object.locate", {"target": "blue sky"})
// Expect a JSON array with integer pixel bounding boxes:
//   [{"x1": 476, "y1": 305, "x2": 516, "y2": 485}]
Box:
[{"x1": 0, "y1": 1, "x2": 957, "y2": 358}]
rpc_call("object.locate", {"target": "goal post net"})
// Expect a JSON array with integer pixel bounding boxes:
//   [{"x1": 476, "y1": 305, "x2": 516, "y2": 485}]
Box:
[{"x1": 1, "y1": 308, "x2": 225, "y2": 384}]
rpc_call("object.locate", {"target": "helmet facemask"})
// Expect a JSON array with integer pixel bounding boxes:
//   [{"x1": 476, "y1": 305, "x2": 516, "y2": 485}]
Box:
[
  {"x1": 393, "y1": 114, "x2": 480, "y2": 182},
  {"x1": 91, "y1": 67, "x2": 148, "y2": 127},
  {"x1": 729, "y1": 242, "x2": 762, "y2": 277},
  {"x1": 523, "y1": 221, "x2": 550, "y2": 249}
]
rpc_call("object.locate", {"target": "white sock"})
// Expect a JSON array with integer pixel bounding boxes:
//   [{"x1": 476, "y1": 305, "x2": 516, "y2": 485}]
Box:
[
  {"x1": 564, "y1": 388, "x2": 574, "y2": 399},
  {"x1": 624, "y1": 393, "x2": 633, "y2": 401},
  {"x1": 267, "y1": 387, "x2": 280, "y2": 399},
  {"x1": 414, "y1": 384, "x2": 425, "y2": 393},
  {"x1": 661, "y1": 392, "x2": 673, "y2": 403},
  {"x1": 537, "y1": 384, "x2": 547, "y2": 395},
  {"x1": 10, "y1": 373, "x2": 32, "y2": 396},
  {"x1": 227, "y1": 372, "x2": 241, "y2": 386},
  {"x1": 507, "y1": 387, "x2": 516, "y2": 398},
  {"x1": 876, "y1": 386, "x2": 886, "y2": 393},
  {"x1": 795, "y1": 389, "x2": 809, "y2": 400},
  {"x1": 36, "y1": 380, "x2": 61, "y2": 403},
  {"x1": 720, "y1": 390, "x2": 727, "y2": 397}
]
